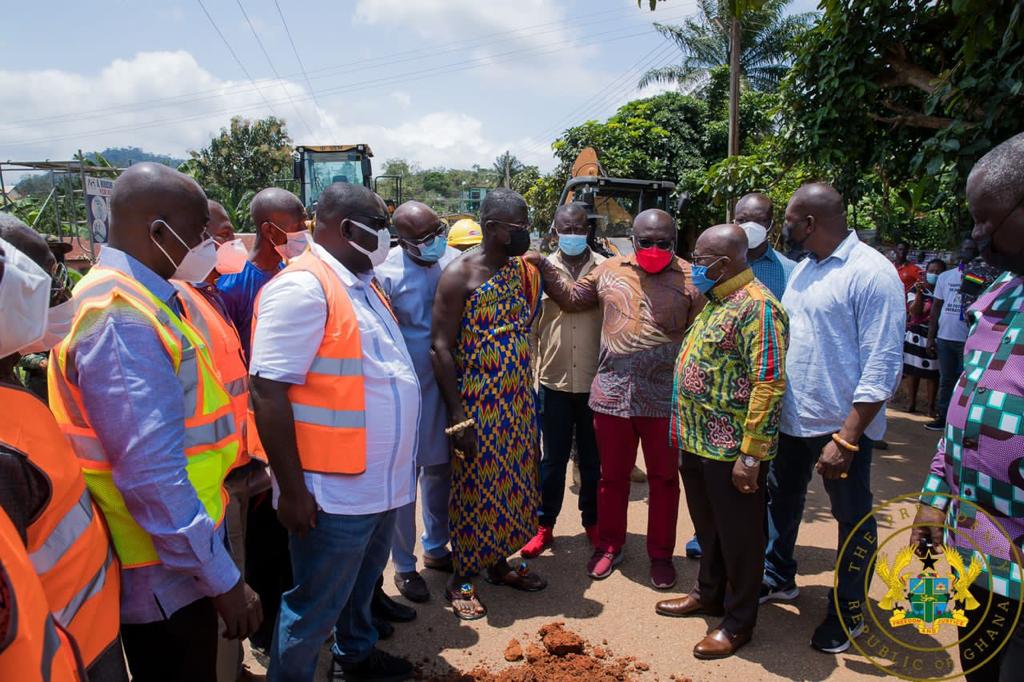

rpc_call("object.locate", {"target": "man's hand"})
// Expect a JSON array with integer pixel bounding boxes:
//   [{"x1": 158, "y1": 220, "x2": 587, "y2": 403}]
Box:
[
  {"x1": 926, "y1": 339, "x2": 937, "y2": 356},
  {"x1": 277, "y1": 487, "x2": 317, "y2": 537},
  {"x1": 453, "y1": 425, "x2": 477, "y2": 462},
  {"x1": 212, "y1": 579, "x2": 263, "y2": 640},
  {"x1": 816, "y1": 440, "x2": 855, "y2": 480},
  {"x1": 731, "y1": 457, "x2": 760, "y2": 494},
  {"x1": 909, "y1": 504, "x2": 946, "y2": 557},
  {"x1": 522, "y1": 250, "x2": 544, "y2": 268}
]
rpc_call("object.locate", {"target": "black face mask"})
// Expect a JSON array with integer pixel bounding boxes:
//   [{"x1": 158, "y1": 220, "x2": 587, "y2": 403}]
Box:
[{"x1": 507, "y1": 230, "x2": 531, "y2": 256}]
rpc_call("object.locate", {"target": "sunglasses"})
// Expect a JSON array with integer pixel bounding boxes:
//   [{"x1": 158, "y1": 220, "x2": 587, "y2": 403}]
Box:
[{"x1": 634, "y1": 237, "x2": 674, "y2": 251}]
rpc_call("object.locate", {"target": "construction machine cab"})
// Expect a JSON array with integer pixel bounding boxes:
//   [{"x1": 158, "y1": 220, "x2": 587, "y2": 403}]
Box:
[
  {"x1": 293, "y1": 144, "x2": 374, "y2": 210},
  {"x1": 557, "y1": 176, "x2": 676, "y2": 257}
]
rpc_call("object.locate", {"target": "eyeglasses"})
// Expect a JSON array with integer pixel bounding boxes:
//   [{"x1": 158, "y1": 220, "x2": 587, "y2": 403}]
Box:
[
  {"x1": 401, "y1": 221, "x2": 449, "y2": 247},
  {"x1": 489, "y1": 219, "x2": 530, "y2": 232},
  {"x1": 634, "y1": 237, "x2": 674, "y2": 251}
]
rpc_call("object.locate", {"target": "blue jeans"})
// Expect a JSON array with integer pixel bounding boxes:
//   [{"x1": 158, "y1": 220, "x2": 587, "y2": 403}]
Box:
[
  {"x1": 936, "y1": 339, "x2": 965, "y2": 421},
  {"x1": 539, "y1": 387, "x2": 600, "y2": 529},
  {"x1": 391, "y1": 463, "x2": 451, "y2": 574},
  {"x1": 268, "y1": 508, "x2": 396, "y2": 682},
  {"x1": 764, "y1": 433, "x2": 877, "y2": 622}
]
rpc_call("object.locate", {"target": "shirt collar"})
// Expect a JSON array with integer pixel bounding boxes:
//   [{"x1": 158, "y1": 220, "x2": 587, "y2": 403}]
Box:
[
  {"x1": 710, "y1": 268, "x2": 754, "y2": 301},
  {"x1": 816, "y1": 231, "x2": 859, "y2": 264},
  {"x1": 312, "y1": 242, "x2": 366, "y2": 288},
  {"x1": 551, "y1": 249, "x2": 597, "y2": 276},
  {"x1": 96, "y1": 246, "x2": 177, "y2": 308},
  {"x1": 752, "y1": 247, "x2": 779, "y2": 265}
]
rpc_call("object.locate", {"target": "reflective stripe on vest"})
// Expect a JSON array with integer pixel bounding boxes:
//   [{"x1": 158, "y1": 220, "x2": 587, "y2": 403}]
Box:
[
  {"x1": 248, "y1": 250, "x2": 367, "y2": 474},
  {"x1": 49, "y1": 267, "x2": 238, "y2": 568},
  {"x1": 173, "y1": 282, "x2": 257, "y2": 467},
  {"x1": 0, "y1": 509, "x2": 82, "y2": 682},
  {"x1": 0, "y1": 385, "x2": 120, "y2": 669}
]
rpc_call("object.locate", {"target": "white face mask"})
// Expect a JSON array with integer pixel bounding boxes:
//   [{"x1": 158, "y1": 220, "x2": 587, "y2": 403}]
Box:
[
  {"x1": 0, "y1": 237, "x2": 51, "y2": 357},
  {"x1": 739, "y1": 221, "x2": 768, "y2": 249},
  {"x1": 20, "y1": 298, "x2": 76, "y2": 354},
  {"x1": 152, "y1": 219, "x2": 217, "y2": 283},
  {"x1": 215, "y1": 238, "x2": 248, "y2": 274},
  {"x1": 348, "y1": 219, "x2": 391, "y2": 268},
  {"x1": 271, "y1": 224, "x2": 310, "y2": 261}
]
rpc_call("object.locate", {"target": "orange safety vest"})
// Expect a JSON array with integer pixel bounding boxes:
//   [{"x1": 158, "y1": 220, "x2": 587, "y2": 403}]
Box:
[
  {"x1": 49, "y1": 266, "x2": 239, "y2": 568},
  {"x1": 0, "y1": 507, "x2": 83, "y2": 682},
  {"x1": 0, "y1": 385, "x2": 120, "y2": 669},
  {"x1": 173, "y1": 282, "x2": 263, "y2": 468},
  {"x1": 248, "y1": 250, "x2": 368, "y2": 474}
]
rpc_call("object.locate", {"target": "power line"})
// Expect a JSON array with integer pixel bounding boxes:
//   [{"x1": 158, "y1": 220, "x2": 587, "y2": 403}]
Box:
[
  {"x1": 235, "y1": 0, "x2": 316, "y2": 137},
  {"x1": 0, "y1": 5, "x2": 697, "y2": 132},
  {"x1": 4, "y1": 25, "x2": 664, "y2": 148},
  {"x1": 195, "y1": 0, "x2": 281, "y2": 122},
  {"x1": 273, "y1": 0, "x2": 339, "y2": 139}
]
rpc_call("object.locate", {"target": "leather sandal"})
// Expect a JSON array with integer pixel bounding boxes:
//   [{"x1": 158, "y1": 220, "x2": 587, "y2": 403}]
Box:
[
  {"x1": 484, "y1": 561, "x2": 547, "y2": 592},
  {"x1": 444, "y1": 582, "x2": 487, "y2": 621}
]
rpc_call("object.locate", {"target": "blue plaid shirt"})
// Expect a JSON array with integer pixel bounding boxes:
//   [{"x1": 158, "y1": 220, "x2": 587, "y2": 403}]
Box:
[{"x1": 750, "y1": 247, "x2": 797, "y2": 301}]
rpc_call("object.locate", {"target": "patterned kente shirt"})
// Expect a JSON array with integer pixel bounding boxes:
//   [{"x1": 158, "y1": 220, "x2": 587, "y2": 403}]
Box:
[
  {"x1": 920, "y1": 271, "x2": 1024, "y2": 599},
  {"x1": 670, "y1": 269, "x2": 788, "y2": 461}
]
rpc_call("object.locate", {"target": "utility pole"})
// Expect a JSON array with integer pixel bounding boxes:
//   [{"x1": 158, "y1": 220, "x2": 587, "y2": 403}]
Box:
[{"x1": 726, "y1": 15, "x2": 741, "y2": 221}]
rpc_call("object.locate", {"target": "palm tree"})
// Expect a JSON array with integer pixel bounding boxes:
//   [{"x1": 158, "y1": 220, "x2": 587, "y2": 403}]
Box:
[
  {"x1": 493, "y1": 151, "x2": 525, "y2": 189},
  {"x1": 638, "y1": 0, "x2": 814, "y2": 93}
]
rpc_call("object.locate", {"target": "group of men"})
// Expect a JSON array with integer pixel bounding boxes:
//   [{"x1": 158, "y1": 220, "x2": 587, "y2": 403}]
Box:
[{"x1": 1, "y1": 131, "x2": 1023, "y2": 682}]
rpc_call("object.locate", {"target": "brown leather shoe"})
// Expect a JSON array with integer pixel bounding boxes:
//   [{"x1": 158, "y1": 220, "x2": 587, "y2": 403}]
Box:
[
  {"x1": 655, "y1": 593, "x2": 723, "y2": 618},
  {"x1": 693, "y1": 628, "x2": 751, "y2": 659}
]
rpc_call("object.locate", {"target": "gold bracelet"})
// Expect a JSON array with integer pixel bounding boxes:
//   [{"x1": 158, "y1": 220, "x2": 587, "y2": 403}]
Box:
[
  {"x1": 831, "y1": 433, "x2": 860, "y2": 453},
  {"x1": 445, "y1": 418, "x2": 475, "y2": 436}
]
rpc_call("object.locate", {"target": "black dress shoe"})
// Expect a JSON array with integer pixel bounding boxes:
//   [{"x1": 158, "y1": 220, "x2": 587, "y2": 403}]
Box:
[
  {"x1": 394, "y1": 571, "x2": 430, "y2": 603},
  {"x1": 372, "y1": 617, "x2": 394, "y2": 640},
  {"x1": 372, "y1": 586, "x2": 417, "y2": 623},
  {"x1": 333, "y1": 647, "x2": 412, "y2": 681}
]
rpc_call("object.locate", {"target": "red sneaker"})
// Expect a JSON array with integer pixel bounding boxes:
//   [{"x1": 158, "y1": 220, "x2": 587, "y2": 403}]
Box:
[
  {"x1": 520, "y1": 526, "x2": 554, "y2": 559},
  {"x1": 587, "y1": 549, "x2": 623, "y2": 579},
  {"x1": 585, "y1": 525, "x2": 599, "y2": 548}
]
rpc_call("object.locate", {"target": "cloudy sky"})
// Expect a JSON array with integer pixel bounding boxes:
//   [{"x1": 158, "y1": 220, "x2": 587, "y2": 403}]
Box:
[{"x1": 0, "y1": 0, "x2": 818, "y2": 172}]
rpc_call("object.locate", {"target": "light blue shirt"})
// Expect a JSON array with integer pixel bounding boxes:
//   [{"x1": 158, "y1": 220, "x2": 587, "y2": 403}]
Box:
[
  {"x1": 375, "y1": 245, "x2": 460, "y2": 467},
  {"x1": 750, "y1": 247, "x2": 797, "y2": 301},
  {"x1": 780, "y1": 232, "x2": 906, "y2": 441},
  {"x1": 68, "y1": 247, "x2": 239, "y2": 624}
]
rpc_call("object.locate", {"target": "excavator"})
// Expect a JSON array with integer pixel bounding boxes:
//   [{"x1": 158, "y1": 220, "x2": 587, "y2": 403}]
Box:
[{"x1": 556, "y1": 147, "x2": 682, "y2": 256}]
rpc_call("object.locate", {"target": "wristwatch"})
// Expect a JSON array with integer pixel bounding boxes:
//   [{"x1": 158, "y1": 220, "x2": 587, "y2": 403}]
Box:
[{"x1": 740, "y1": 455, "x2": 760, "y2": 468}]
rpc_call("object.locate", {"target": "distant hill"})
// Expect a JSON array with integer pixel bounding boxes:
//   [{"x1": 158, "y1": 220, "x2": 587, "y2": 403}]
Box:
[{"x1": 89, "y1": 147, "x2": 185, "y2": 168}]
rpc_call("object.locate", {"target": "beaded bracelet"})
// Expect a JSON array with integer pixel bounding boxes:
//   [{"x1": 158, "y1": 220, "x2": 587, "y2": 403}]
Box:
[{"x1": 445, "y1": 418, "x2": 476, "y2": 436}]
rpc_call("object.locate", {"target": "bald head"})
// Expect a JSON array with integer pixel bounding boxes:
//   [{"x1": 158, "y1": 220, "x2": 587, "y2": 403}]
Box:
[
  {"x1": 251, "y1": 188, "x2": 304, "y2": 228},
  {"x1": 734, "y1": 193, "x2": 773, "y2": 227},
  {"x1": 966, "y1": 133, "x2": 1024, "y2": 273},
  {"x1": 633, "y1": 208, "x2": 676, "y2": 243},
  {"x1": 0, "y1": 215, "x2": 53, "y2": 274},
  {"x1": 783, "y1": 182, "x2": 848, "y2": 260},
  {"x1": 694, "y1": 223, "x2": 749, "y2": 285},
  {"x1": 313, "y1": 182, "x2": 389, "y2": 274},
  {"x1": 393, "y1": 201, "x2": 439, "y2": 242},
  {"x1": 208, "y1": 200, "x2": 234, "y2": 243},
  {"x1": 109, "y1": 162, "x2": 209, "y2": 279}
]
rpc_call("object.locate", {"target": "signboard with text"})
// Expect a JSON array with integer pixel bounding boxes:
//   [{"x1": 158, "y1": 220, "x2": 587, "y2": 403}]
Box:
[{"x1": 85, "y1": 176, "x2": 114, "y2": 244}]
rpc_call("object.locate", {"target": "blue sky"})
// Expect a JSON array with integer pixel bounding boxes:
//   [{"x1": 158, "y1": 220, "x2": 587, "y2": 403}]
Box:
[{"x1": 0, "y1": 0, "x2": 819, "y2": 172}]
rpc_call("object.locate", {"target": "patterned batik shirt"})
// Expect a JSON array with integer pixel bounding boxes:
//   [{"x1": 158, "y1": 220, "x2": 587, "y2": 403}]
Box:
[
  {"x1": 921, "y1": 272, "x2": 1024, "y2": 599},
  {"x1": 670, "y1": 269, "x2": 789, "y2": 462}
]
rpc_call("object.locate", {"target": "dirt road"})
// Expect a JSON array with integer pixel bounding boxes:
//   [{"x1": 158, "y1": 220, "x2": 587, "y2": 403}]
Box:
[{"x1": 248, "y1": 408, "x2": 955, "y2": 680}]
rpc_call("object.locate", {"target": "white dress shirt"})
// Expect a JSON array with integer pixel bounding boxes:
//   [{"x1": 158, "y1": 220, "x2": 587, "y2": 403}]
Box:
[
  {"x1": 780, "y1": 231, "x2": 906, "y2": 441},
  {"x1": 250, "y1": 243, "x2": 421, "y2": 515}
]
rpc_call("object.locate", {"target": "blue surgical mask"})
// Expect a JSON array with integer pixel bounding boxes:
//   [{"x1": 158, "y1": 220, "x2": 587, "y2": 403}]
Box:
[
  {"x1": 926, "y1": 272, "x2": 939, "y2": 285},
  {"x1": 415, "y1": 236, "x2": 448, "y2": 263},
  {"x1": 691, "y1": 257, "x2": 724, "y2": 294},
  {"x1": 557, "y1": 233, "x2": 588, "y2": 257}
]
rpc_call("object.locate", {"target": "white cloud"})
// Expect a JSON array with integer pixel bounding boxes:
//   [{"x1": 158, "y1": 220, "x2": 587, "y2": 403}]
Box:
[{"x1": 0, "y1": 51, "x2": 555, "y2": 173}]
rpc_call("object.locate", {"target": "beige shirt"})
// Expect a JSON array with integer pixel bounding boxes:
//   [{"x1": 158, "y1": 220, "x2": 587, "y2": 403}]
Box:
[{"x1": 536, "y1": 250, "x2": 605, "y2": 393}]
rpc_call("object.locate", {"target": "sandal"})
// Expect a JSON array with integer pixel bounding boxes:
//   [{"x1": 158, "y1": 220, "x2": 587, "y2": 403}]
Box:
[
  {"x1": 445, "y1": 582, "x2": 487, "y2": 621},
  {"x1": 485, "y1": 560, "x2": 548, "y2": 592}
]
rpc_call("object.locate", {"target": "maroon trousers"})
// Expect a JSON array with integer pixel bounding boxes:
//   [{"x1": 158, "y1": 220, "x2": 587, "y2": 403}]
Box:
[{"x1": 593, "y1": 413, "x2": 680, "y2": 560}]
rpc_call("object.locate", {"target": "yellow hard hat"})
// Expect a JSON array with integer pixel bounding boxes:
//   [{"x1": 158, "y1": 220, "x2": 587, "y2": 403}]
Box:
[{"x1": 448, "y1": 218, "x2": 482, "y2": 247}]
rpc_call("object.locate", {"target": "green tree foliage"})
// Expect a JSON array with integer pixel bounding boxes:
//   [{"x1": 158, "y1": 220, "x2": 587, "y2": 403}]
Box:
[
  {"x1": 639, "y1": 0, "x2": 815, "y2": 92},
  {"x1": 185, "y1": 116, "x2": 293, "y2": 230},
  {"x1": 781, "y1": 0, "x2": 1024, "y2": 206},
  {"x1": 493, "y1": 151, "x2": 526, "y2": 188}
]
